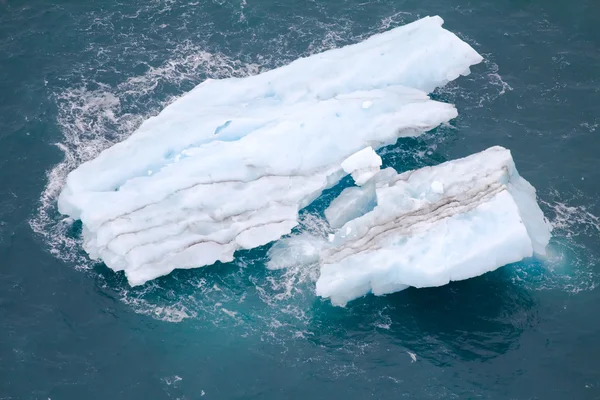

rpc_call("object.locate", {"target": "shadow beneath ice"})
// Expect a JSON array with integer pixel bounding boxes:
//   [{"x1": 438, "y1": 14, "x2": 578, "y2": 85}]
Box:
[{"x1": 305, "y1": 261, "x2": 539, "y2": 366}]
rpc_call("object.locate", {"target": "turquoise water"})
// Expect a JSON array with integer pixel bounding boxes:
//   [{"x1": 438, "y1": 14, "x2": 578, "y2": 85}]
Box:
[{"x1": 2, "y1": 0, "x2": 600, "y2": 398}]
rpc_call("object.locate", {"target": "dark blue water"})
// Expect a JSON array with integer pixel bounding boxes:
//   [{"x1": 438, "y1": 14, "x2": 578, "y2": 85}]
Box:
[{"x1": 2, "y1": 0, "x2": 600, "y2": 398}]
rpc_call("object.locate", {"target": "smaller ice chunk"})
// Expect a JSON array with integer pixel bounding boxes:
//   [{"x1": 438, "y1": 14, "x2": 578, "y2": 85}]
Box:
[
  {"x1": 341, "y1": 147, "x2": 382, "y2": 186},
  {"x1": 325, "y1": 185, "x2": 376, "y2": 229},
  {"x1": 316, "y1": 146, "x2": 552, "y2": 306},
  {"x1": 341, "y1": 147, "x2": 381, "y2": 173},
  {"x1": 324, "y1": 167, "x2": 397, "y2": 229},
  {"x1": 267, "y1": 233, "x2": 327, "y2": 270}
]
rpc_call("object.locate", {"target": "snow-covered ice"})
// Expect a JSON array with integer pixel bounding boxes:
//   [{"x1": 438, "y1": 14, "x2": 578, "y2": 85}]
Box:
[
  {"x1": 341, "y1": 146, "x2": 382, "y2": 186},
  {"x1": 315, "y1": 146, "x2": 552, "y2": 306},
  {"x1": 57, "y1": 16, "x2": 482, "y2": 286}
]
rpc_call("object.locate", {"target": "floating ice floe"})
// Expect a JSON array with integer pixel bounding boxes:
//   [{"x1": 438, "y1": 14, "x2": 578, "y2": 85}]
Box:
[
  {"x1": 314, "y1": 146, "x2": 552, "y2": 306},
  {"x1": 58, "y1": 16, "x2": 482, "y2": 286}
]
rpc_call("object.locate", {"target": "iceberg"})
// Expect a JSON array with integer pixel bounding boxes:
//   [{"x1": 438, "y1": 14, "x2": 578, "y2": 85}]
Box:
[
  {"x1": 57, "y1": 16, "x2": 482, "y2": 286},
  {"x1": 315, "y1": 146, "x2": 552, "y2": 306}
]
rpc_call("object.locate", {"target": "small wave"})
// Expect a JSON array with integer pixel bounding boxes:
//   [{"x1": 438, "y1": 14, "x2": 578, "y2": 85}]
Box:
[
  {"x1": 432, "y1": 51, "x2": 513, "y2": 109},
  {"x1": 543, "y1": 199, "x2": 600, "y2": 238},
  {"x1": 512, "y1": 188, "x2": 600, "y2": 294},
  {"x1": 162, "y1": 375, "x2": 183, "y2": 386}
]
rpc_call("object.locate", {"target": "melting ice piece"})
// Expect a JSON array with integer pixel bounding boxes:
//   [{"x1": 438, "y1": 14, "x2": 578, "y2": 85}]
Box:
[
  {"x1": 324, "y1": 168, "x2": 398, "y2": 229},
  {"x1": 266, "y1": 233, "x2": 326, "y2": 271},
  {"x1": 341, "y1": 146, "x2": 382, "y2": 186},
  {"x1": 325, "y1": 185, "x2": 377, "y2": 230},
  {"x1": 57, "y1": 16, "x2": 482, "y2": 286},
  {"x1": 317, "y1": 146, "x2": 552, "y2": 306}
]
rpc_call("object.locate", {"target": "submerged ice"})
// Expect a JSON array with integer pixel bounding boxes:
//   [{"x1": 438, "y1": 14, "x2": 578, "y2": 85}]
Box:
[
  {"x1": 313, "y1": 146, "x2": 552, "y2": 306},
  {"x1": 58, "y1": 16, "x2": 482, "y2": 286}
]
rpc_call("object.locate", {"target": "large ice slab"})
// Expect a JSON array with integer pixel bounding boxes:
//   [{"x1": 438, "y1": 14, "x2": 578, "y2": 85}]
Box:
[
  {"x1": 58, "y1": 16, "x2": 482, "y2": 286},
  {"x1": 316, "y1": 146, "x2": 552, "y2": 306}
]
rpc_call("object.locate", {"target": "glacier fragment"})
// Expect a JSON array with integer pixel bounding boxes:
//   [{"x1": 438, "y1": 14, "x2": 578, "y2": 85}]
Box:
[
  {"x1": 316, "y1": 146, "x2": 552, "y2": 306},
  {"x1": 57, "y1": 16, "x2": 482, "y2": 286},
  {"x1": 340, "y1": 146, "x2": 382, "y2": 186}
]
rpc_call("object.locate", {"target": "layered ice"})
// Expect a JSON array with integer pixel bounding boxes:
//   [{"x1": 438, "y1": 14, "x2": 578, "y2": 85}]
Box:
[
  {"x1": 57, "y1": 16, "x2": 482, "y2": 286},
  {"x1": 316, "y1": 146, "x2": 552, "y2": 306}
]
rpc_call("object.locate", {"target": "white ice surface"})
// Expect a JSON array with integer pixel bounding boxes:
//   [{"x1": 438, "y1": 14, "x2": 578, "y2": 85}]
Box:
[
  {"x1": 316, "y1": 146, "x2": 552, "y2": 306},
  {"x1": 341, "y1": 146, "x2": 382, "y2": 186},
  {"x1": 57, "y1": 16, "x2": 482, "y2": 286}
]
